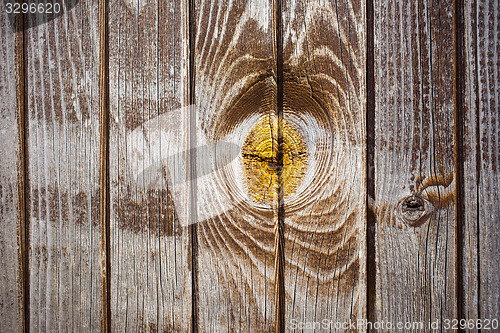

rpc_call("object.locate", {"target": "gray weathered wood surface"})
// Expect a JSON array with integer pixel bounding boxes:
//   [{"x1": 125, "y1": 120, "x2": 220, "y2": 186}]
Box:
[
  {"x1": 25, "y1": 1, "x2": 102, "y2": 331},
  {"x1": 463, "y1": 0, "x2": 499, "y2": 325},
  {"x1": 282, "y1": 0, "x2": 366, "y2": 327},
  {"x1": 373, "y1": 0, "x2": 458, "y2": 327},
  {"x1": 108, "y1": 0, "x2": 192, "y2": 331},
  {"x1": 0, "y1": 10, "x2": 23, "y2": 333},
  {"x1": 0, "y1": 0, "x2": 498, "y2": 332},
  {"x1": 192, "y1": 0, "x2": 277, "y2": 331}
]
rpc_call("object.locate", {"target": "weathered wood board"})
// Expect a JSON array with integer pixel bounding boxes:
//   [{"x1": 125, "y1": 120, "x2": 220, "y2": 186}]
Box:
[
  {"x1": 463, "y1": 0, "x2": 499, "y2": 325},
  {"x1": 0, "y1": 0, "x2": 499, "y2": 331},
  {"x1": 192, "y1": 0, "x2": 277, "y2": 331},
  {"x1": 108, "y1": 0, "x2": 192, "y2": 331},
  {"x1": 373, "y1": 0, "x2": 458, "y2": 328},
  {"x1": 0, "y1": 10, "x2": 23, "y2": 333},
  {"x1": 282, "y1": 0, "x2": 366, "y2": 329},
  {"x1": 25, "y1": 1, "x2": 102, "y2": 331}
]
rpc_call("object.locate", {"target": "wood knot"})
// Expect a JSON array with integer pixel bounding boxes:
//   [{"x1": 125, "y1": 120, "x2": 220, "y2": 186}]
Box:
[
  {"x1": 396, "y1": 195, "x2": 434, "y2": 227},
  {"x1": 241, "y1": 115, "x2": 308, "y2": 206}
]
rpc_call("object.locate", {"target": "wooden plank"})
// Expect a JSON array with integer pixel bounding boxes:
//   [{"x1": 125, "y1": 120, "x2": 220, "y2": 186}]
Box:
[
  {"x1": 108, "y1": 0, "x2": 191, "y2": 330},
  {"x1": 192, "y1": 0, "x2": 276, "y2": 331},
  {"x1": 25, "y1": 2, "x2": 102, "y2": 331},
  {"x1": 281, "y1": 0, "x2": 366, "y2": 329},
  {"x1": 463, "y1": 0, "x2": 500, "y2": 324},
  {"x1": 0, "y1": 10, "x2": 23, "y2": 333},
  {"x1": 373, "y1": 0, "x2": 457, "y2": 328}
]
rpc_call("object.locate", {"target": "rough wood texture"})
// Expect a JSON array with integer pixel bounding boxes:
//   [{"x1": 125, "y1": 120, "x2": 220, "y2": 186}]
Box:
[
  {"x1": 109, "y1": 0, "x2": 192, "y2": 331},
  {"x1": 0, "y1": 11, "x2": 23, "y2": 333},
  {"x1": 282, "y1": 0, "x2": 366, "y2": 329},
  {"x1": 373, "y1": 0, "x2": 457, "y2": 328},
  {"x1": 192, "y1": 0, "x2": 277, "y2": 330},
  {"x1": 463, "y1": 0, "x2": 499, "y2": 324},
  {"x1": 2, "y1": 0, "x2": 500, "y2": 330},
  {"x1": 25, "y1": 1, "x2": 102, "y2": 331}
]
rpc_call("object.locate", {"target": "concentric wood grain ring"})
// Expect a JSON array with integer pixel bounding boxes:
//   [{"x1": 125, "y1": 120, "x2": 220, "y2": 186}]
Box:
[{"x1": 212, "y1": 74, "x2": 335, "y2": 212}]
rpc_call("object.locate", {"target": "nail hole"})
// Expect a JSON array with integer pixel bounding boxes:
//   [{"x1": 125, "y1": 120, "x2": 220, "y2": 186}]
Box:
[{"x1": 397, "y1": 195, "x2": 433, "y2": 227}]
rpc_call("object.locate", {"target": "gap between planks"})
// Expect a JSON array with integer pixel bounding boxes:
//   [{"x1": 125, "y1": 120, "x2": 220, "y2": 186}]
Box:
[
  {"x1": 99, "y1": 0, "x2": 111, "y2": 332},
  {"x1": 365, "y1": 0, "x2": 376, "y2": 327},
  {"x1": 274, "y1": 0, "x2": 285, "y2": 331},
  {"x1": 453, "y1": 0, "x2": 466, "y2": 325},
  {"x1": 188, "y1": 0, "x2": 199, "y2": 330}
]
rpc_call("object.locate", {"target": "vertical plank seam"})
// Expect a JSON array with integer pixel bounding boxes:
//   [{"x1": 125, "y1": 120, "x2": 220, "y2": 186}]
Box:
[
  {"x1": 98, "y1": 0, "x2": 111, "y2": 331},
  {"x1": 188, "y1": 0, "x2": 199, "y2": 330},
  {"x1": 453, "y1": 0, "x2": 465, "y2": 327},
  {"x1": 15, "y1": 11, "x2": 29, "y2": 333},
  {"x1": 274, "y1": 0, "x2": 285, "y2": 331},
  {"x1": 472, "y1": 0, "x2": 482, "y2": 323},
  {"x1": 155, "y1": 1, "x2": 161, "y2": 331},
  {"x1": 365, "y1": 0, "x2": 376, "y2": 328}
]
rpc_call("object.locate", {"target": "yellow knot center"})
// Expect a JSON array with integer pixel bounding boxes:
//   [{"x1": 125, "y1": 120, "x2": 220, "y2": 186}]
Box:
[{"x1": 241, "y1": 115, "x2": 308, "y2": 205}]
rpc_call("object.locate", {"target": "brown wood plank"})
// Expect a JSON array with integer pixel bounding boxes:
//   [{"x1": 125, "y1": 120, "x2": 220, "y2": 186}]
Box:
[
  {"x1": 192, "y1": 0, "x2": 276, "y2": 330},
  {"x1": 0, "y1": 10, "x2": 24, "y2": 333},
  {"x1": 463, "y1": 0, "x2": 500, "y2": 324},
  {"x1": 281, "y1": 0, "x2": 366, "y2": 329},
  {"x1": 108, "y1": 0, "x2": 191, "y2": 330},
  {"x1": 373, "y1": 0, "x2": 457, "y2": 328},
  {"x1": 25, "y1": 1, "x2": 102, "y2": 331}
]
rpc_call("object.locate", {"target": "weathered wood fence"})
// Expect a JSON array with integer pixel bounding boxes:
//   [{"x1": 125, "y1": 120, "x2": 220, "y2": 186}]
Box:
[{"x1": 0, "y1": 0, "x2": 498, "y2": 331}]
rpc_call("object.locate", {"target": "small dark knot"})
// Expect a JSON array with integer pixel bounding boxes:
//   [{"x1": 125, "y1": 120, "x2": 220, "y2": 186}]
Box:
[{"x1": 397, "y1": 195, "x2": 433, "y2": 227}]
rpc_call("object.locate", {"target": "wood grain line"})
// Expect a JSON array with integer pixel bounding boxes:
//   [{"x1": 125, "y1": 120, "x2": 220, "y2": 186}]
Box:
[
  {"x1": 472, "y1": 0, "x2": 481, "y2": 319},
  {"x1": 471, "y1": 1, "x2": 482, "y2": 321},
  {"x1": 453, "y1": 0, "x2": 466, "y2": 326},
  {"x1": 99, "y1": 0, "x2": 111, "y2": 331}
]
